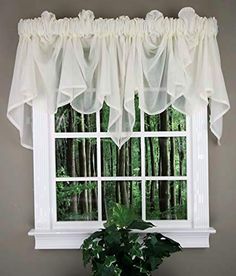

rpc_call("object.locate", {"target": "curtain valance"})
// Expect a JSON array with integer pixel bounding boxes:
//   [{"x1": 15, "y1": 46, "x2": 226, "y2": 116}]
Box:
[{"x1": 7, "y1": 7, "x2": 230, "y2": 149}]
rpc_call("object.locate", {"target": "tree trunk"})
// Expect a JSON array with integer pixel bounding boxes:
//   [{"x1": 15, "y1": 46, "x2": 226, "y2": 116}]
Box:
[
  {"x1": 67, "y1": 109, "x2": 78, "y2": 214},
  {"x1": 146, "y1": 116, "x2": 156, "y2": 212},
  {"x1": 86, "y1": 139, "x2": 92, "y2": 219},
  {"x1": 118, "y1": 145, "x2": 128, "y2": 206},
  {"x1": 128, "y1": 140, "x2": 133, "y2": 206},
  {"x1": 178, "y1": 125, "x2": 184, "y2": 206},
  {"x1": 110, "y1": 142, "x2": 113, "y2": 176},
  {"x1": 158, "y1": 110, "x2": 169, "y2": 217},
  {"x1": 100, "y1": 111, "x2": 108, "y2": 220},
  {"x1": 91, "y1": 144, "x2": 97, "y2": 210},
  {"x1": 169, "y1": 110, "x2": 176, "y2": 219},
  {"x1": 77, "y1": 114, "x2": 89, "y2": 217},
  {"x1": 115, "y1": 145, "x2": 120, "y2": 203}
]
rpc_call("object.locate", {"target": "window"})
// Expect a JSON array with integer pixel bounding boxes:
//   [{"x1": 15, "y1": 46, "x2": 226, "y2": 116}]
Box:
[
  {"x1": 54, "y1": 100, "x2": 187, "y2": 224},
  {"x1": 29, "y1": 97, "x2": 215, "y2": 249}
]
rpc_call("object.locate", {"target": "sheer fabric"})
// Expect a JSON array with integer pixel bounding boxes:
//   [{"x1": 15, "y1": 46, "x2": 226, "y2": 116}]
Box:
[{"x1": 7, "y1": 7, "x2": 230, "y2": 149}]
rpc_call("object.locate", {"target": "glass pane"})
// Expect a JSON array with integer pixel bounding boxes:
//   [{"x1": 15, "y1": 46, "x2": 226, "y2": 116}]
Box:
[
  {"x1": 56, "y1": 138, "x2": 97, "y2": 177},
  {"x1": 144, "y1": 106, "x2": 186, "y2": 132},
  {"x1": 56, "y1": 181, "x2": 98, "y2": 221},
  {"x1": 102, "y1": 181, "x2": 142, "y2": 220},
  {"x1": 100, "y1": 95, "x2": 140, "y2": 132},
  {"x1": 146, "y1": 180, "x2": 187, "y2": 220},
  {"x1": 145, "y1": 137, "x2": 187, "y2": 176},
  {"x1": 101, "y1": 138, "x2": 141, "y2": 176},
  {"x1": 55, "y1": 104, "x2": 96, "y2": 132}
]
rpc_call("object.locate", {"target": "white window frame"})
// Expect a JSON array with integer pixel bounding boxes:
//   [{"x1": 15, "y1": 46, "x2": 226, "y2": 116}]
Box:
[{"x1": 28, "y1": 97, "x2": 216, "y2": 249}]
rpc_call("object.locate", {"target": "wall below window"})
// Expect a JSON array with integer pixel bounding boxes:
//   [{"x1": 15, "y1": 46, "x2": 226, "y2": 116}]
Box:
[{"x1": 0, "y1": 0, "x2": 236, "y2": 275}]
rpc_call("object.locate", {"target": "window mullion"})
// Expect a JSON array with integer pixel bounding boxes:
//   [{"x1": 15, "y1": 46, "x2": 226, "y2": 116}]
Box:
[
  {"x1": 141, "y1": 110, "x2": 146, "y2": 221},
  {"x1": 55, "y1": 176, "x2": 188, "y2": 182},
  {"x1": 96, "y1": 111, "x2": 102, "y2": 222},
  {"x1": 54, "y1": 131, "x2": 187, "y2": 138}
]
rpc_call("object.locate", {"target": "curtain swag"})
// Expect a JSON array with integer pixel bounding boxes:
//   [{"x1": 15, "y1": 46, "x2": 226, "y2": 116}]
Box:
[{"x1": 7, "y1": 7, "x2": 230, "y2": 149}]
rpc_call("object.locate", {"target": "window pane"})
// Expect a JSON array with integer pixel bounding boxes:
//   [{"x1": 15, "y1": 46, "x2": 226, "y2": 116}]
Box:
[
  {"x1": 102, "y1": 181, "x2": 142, "y2": 220},
  {"x1": 55, "y1": 104, "x2": 96, "y2": 132},
  {"x1": 100, "y1": 95, "x2": 140, "y2": 132},
  {"x1": 56, "y1": 138, "x2": 97, "y2": 177},
  {"x1": 144, "y1": 106, "x2": 186, "y2": 132},
  {"x1": 145, "y1": 137, "x2": 187, "y2": 176},
  {"x1": 146, "y1": 180, "x2": 187, "y2": 220},
  {"x1": 101, "y1": 138, "x2": 141, "y2": 176},
  {"x1": 56, "y1": 181, "x2": 98, "y2": 221}
]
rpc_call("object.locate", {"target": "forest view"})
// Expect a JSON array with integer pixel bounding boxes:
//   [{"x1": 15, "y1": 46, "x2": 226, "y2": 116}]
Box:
[{"x1": 55, "y1": 98, "x2": 187, "y2": 222}]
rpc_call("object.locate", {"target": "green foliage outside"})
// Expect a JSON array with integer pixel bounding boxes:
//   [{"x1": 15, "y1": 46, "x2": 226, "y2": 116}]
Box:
[
  {"x1": 146, "y1": 181, "x2": 187, "y2": 220},
  {"x1": 102, "y1": 181, "x2": 142, "y2": 220},
  {"x1": 55, "y1": 102, "x2": 187, "y2": 222},
  {"x1": 57, "y1": 182, "x2": 98, "y2": 221}
]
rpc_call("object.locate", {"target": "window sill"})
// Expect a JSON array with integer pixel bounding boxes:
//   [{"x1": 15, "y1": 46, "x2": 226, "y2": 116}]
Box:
[{"x1": 28, "y1": 227, "x2": 216, "y2": 249}]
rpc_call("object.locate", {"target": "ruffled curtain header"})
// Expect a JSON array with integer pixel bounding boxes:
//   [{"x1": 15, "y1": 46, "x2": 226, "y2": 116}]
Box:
[
  {"x1": 18, "y1": 9, "x2": 218, "y2": 37},
  {"x1": 7, "y1": 7, "x2": 230, "y2": 149}
]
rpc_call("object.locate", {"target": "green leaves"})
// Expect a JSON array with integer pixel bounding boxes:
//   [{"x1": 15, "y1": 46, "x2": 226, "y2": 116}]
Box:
[
  {"x1": 142, "y1": 233, "x2": 182, "y2": 271},
  {"x1": 104, "y1": 204, "x2": 136, "y2": 229},
  {"x1": 81, "y1": 204, "x2": 182, "y2": 276},
  {"x1": 95, "y1": 261, "x2": 122, "y2": 276},
  {"x1": 127, "y1": 220, "x2": 154, "y2": 230},
  {"x1": 104, "y1": 226, "x2": 121, "y2": 247}
]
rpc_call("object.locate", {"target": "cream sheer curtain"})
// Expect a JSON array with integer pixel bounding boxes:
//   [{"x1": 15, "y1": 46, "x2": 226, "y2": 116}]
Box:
[{"x1": 7, "y1": 7, "x2": 230, "y2": 149}]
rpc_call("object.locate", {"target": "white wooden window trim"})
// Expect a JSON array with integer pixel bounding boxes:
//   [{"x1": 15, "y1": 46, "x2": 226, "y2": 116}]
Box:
[{"x1": 28, "y1": 97, "x2": 216, "y2": 249}]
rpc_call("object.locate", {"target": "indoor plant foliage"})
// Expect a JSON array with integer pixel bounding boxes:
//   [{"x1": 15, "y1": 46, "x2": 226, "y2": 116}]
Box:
[{"x1": 81, "y1": 204, "x2": 182, "y2": 275}]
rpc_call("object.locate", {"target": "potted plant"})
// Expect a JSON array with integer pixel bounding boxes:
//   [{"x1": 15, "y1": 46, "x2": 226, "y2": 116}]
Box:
[{"x1": 81, "y1": 204, "x2": 181, "y2": 275}]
